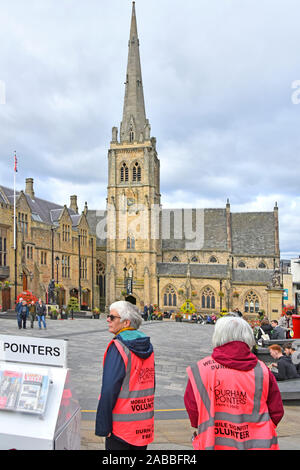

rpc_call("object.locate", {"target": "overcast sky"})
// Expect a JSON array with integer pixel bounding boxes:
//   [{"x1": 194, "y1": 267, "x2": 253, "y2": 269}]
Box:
[{"x1": 0, "y1": 0, "x2": 299, "y2": 259}]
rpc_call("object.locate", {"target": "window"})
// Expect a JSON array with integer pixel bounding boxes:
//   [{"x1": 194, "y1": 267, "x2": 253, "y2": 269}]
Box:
[
  {"x1": 121, "y1": 163, "x2": 129, "y2": 182},
  {"x1": 127, "y1": 236, "x2": 135, "y2": 250},
  {"x1": 171, "y1": 256, "x2": 179, "y2": 262},
  {"x1": 209, "y1": 256, "x2": 217, "y2": 263},
  {"x1": 26, "y1": 245, "x2": 33, "y2": 259},
  {"x1": 191, "y1": 256, "x2": 198, "y2": 262},
  {"x1": 62, "y1": 224, "x2": 70, "y2": 242},
  {"x1": 201, "y1": 287, "x2": 216, "y2": 309},
  {"x1": 132, "y1": 162, "x2": 141, "y2": 182},
  {"x1": 41, "y1": 251, "x2": 47, "y2": 265},
  {"x1": 129, "y1": 126, "x2": 134, "y2": 143},
  {"x1": 244, "y1": 291, "x2": 259, "y2": 313},
  {"x1": 258, "y1": 262, "x2": 266, "y2": 269},
  {"x1": 80, "y1": 257, "x2": 87, "y2": 279},
  {"x1": 18, "y1": 212, "x2": 28, "y2": 235},
  {"x1": 238, "y1": 261, "x2": 246, "y2": 268},
  {"x1": 96, "y1": 261, "x2": 106, "y2": 298},
  {"x1": 0, "y1": 229, "x2": 7, "y2": 266},
  {"x1": 62, "y1": 255, "x2": 70, "y2": 278},
  {"x1": 80, "y1": 229, "x2": 87, "y2": 246},
  {"x1": 163, "y1": 285, "x2": 177, "y2": 307}
]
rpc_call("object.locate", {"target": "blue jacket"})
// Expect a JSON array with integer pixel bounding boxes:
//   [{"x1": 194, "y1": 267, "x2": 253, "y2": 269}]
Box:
[
  {"x1": 95, "y1": 329, "x2": 154, "y2": 440},
  {"x1": 16, "y1": 303, "x2": 29, "y2": 318}
]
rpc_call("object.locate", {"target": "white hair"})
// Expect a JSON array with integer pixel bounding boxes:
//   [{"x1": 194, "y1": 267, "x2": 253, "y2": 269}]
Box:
[
  {"x1": 212, "y1": 315, "x2": 255, "y2": 349},
  {"x1": 110, "y1": 301, "x2": 142, "y2": 330}
]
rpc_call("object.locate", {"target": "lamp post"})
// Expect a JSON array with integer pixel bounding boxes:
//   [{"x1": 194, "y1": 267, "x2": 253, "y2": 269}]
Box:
[{"x1": 55, "y1": 256, "x2": 60, "y2": 305}]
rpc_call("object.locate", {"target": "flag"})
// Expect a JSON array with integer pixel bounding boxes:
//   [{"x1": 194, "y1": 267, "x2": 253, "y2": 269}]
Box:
[{"x1": 14, "y1": 152, "x2": 17, "y2": 172}]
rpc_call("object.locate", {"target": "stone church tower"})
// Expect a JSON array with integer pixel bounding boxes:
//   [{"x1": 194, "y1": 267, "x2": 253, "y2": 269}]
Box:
[{"x1": 106, "y1": 2, "x2": 161, "y2": 307}]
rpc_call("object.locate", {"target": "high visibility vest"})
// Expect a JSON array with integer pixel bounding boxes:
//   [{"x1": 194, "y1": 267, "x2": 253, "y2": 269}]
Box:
[
  {"x1": 187, "y1": 356, "x2": 279, "y2": 450},
  {"x1": 103, "y1": 338, "x2": 155, "y2": 446}
]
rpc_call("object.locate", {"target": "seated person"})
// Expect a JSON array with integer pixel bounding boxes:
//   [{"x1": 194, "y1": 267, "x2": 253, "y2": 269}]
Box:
[
  {"x1": 270, "y1": 320, "x2": 286, "y2": 340},
  {"x1": 283, "y1": 343, "x2": 300, "y2": 374},
  {"x1": 268, "y1": 344, "x2": 300, "y2": 381}
]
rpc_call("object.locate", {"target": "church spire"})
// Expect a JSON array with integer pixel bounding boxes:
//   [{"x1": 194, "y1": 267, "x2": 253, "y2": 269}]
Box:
[{"x1": 119, "y1": 2, "x2": 150, "y2": 143}]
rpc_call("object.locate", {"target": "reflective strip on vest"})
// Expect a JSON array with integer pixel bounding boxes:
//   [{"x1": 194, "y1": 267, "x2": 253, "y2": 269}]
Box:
[
  {"x1": 105, "y1": 338, "x2": 155, "y2": 446},
  {"x1": 187, "y1": 357, "x2": 279, "y2": 450}
]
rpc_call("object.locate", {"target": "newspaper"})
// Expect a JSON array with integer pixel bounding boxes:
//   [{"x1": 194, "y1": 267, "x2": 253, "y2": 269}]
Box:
[{"x1": 0, "y1": 370, "x2": 50, "y2": 415}]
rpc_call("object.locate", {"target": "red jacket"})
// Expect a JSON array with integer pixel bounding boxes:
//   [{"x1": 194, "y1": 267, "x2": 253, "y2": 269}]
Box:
[{"x1": 184, "y1": 341, "x2": 284, "y2": 427}]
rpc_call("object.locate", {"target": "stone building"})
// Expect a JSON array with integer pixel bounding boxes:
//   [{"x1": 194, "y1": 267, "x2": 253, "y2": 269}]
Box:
[
  {"x1": 0, "y1": 178, "x2": 96, "y2": 311},
  {"x1": 91, "y1": 2, "x2": 283, "y2": 319}
]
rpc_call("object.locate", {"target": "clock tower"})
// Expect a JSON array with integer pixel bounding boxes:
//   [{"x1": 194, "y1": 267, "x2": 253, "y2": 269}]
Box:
[{"x1": 106, "y1": 2, "x2": 161, "y2": 308}]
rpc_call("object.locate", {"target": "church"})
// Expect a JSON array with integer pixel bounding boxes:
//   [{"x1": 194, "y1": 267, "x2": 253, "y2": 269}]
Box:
[
  {"x1": 87, "y1": 2, "x2": 283, "y2": 319},
  {"x1": 0, "y1": 3, "x2": 283, "y2": 318}
]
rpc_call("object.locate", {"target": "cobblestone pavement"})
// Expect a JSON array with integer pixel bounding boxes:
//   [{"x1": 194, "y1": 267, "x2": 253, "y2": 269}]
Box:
[{"x1": 0, "y1": 316, "x2": 299, "y2": 450}]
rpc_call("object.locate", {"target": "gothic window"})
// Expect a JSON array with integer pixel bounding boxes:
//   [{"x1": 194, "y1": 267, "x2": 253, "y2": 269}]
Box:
[
  {"x1": 201, "y1": 287, "x2": 216, "y2": 309},
  {"x1": 171, "y1": 256, "x2": 179, "y2": 262},
  {"x1": 120, "y1": 163, "x2": 129, "y2": 182},
  {"x1": 258, "y1": 262, "x2": 266, "y2": 269},
  {"x1": 238, "y1": 261, "x2": 246, "y2": 268},
  {"x1": 127, "y1": 235, "x2": 135, "y2": 250},
  {"x1": 244, "y1": 291, "x2": 259, "y2": 313},
  {"x1": 132, "y1": 162, "x2": 141, "y2": 182},
  {"x1": 209, "y1": 256, "x2": 217, "y2": 263},
  {"x1": 129, "y1": 125, "x2": 134, "y2": 143},
  {"x1": 163, "y1": 285, "x2": 177, "y2": 307},
  {"x1": 96, "y1": 260, "x2": 106, "y2": 298},
  {"x1": 191, "y1": 256, "x2": 198, "y2": 262}
]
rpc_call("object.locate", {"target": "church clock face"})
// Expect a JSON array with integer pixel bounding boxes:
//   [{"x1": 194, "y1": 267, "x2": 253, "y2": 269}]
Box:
[{"x1": 127, "y1": 198, "x2": 135, "y2": 206}]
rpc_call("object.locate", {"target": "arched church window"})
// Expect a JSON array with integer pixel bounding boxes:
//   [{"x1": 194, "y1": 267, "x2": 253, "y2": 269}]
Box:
[
  {"x1": 244, "y1": 291, "x2": 259, "y2": 313},
  {"x1": 129, "y1": 125, "x2": 134, "y2": 143},
  {"x1": 163, "y1": 285, "x2": 177, "y2": 307},
  {"x1": 201, "y1": 286, "x2": 216, "y2": 309},
  {"x1": 121, "y1": 163, "x2": 129, "y2": 182},
  {"x1": 132, "y1": 162, "x2": 141, "y2": 182},
  {"x1": 171, "y1": 256, "x2": 179, "y2": 262},
  {"x1": 238, "y1": 261, "x2": 246, "y2": 268},
  {"x1": 191, "y1": 256, "x2": 198, "y2": 262},
  {"x1": 127, "y1": 235, "x2": 135, "y2": 250},
  {"x1": 209, "y1": 256, "x2": 217, "y2": 263},
  {"x1": 96, "y1": 260, "x2": 106, "y2": 298},
  {"x1": 258, "y1": 262, "x2": 266, "y2": 269}
]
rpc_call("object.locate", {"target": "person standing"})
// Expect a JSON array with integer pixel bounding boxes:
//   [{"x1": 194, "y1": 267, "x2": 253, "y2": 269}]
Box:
[
  {"x1": 148, "y1": 304, "x2": 153, "y2": 322},
  {"x1": 270, "y1": 320, "x2": 286, "y2": 339},
  {"x1": 278, "y1": 311, "x2": 293, "y2": 339},
  {"x1": 29, "y1": 300, "x2": 36, "y2": 328},
  {"x1": 143, "y1": 304, "x2": 149, "y2": 321},
  {"x1": 36, "y1": 298, "x2": 47, "y2": 329},
  {"x1": 18, "y1": 300, "x2": 29, "y2": 329},
  {"x1": 95, "y1": 300, "x2": 155, "y2": 450},
  {"x1": 184, "y1": 315, "x2": 284, "y2": 450}
]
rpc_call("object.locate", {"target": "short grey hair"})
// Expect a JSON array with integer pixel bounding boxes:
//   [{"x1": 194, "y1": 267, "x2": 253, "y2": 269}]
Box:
[
  {"x1": 212, "y1": 315, "x2": 255, "y2": 349},
  {"x1": 110, "y1": 301, "x2": 142, "y2": 330}
]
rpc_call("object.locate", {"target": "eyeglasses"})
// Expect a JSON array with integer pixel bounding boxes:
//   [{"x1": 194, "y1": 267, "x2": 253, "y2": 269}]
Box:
[{"x1": 107, "y1": 314, "x2": 121, "y2": 321}]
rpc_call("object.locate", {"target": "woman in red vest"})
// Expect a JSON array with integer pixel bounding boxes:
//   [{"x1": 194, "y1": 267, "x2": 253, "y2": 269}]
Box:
[
  {"x1": 185, "y1": 315, "x2": 284, "y2": 450},
  {"x1": 95, "y1": 300, "x2": 155, "y2": 450}
]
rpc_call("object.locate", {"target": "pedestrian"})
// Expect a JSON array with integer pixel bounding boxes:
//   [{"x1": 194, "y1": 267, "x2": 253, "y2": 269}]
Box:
[
  {"x1": 29, "y1": 300, "x2": 36, "y2": 328},
  {"x1": 16, "y1": 297, "x2": 23, "y2": 329},
  {"x1": 184, "y1": 315, "x2": 284, "y2": 450},
  {"x1": 268, "y1": 344, "x2": 300, "y2": 381},
  {"x1": 278, "y1": 311, "x2": 293, "y2": 339},
  {"x1": 18, "y1": 300, "x2": 29, "y2": 329},
  {"x1": 148, "y1": 304, "x2": 153, "y2": 321},
  {"x1": 270, "y1": 320, "x2": 286, "y2": 340},
  {"x1": 36, "y1": 298, "x2": 47, "y2": 329},
  {"x1": 143, "y1": 304, "x2": 149, "y2": 321},
  {"x1": 257, "y1": 318, "x2": 273, "y2": 341},
  {"x1": 95, "y1": 300, "x2": 155, "y2": 451}
]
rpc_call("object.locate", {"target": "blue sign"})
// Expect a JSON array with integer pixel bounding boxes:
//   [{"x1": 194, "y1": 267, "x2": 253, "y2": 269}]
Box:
[{"x1": 283, "y1": 289, "x2": 288, "y2": 300}]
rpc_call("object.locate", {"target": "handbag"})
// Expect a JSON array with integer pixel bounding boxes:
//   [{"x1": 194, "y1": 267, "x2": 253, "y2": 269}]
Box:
[{"x1": 260, "y1": 327, "x2": 270, "y2": 341}]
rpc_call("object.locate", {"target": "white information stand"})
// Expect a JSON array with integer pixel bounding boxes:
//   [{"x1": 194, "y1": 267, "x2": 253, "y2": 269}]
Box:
[{"x1": 0, "y1": 334, "x2": 81, "y2": 450}]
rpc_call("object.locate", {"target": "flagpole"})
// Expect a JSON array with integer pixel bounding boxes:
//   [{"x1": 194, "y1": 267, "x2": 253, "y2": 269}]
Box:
[{"x1": 14, "y1": 151, "x2": 17, "y2": 306}]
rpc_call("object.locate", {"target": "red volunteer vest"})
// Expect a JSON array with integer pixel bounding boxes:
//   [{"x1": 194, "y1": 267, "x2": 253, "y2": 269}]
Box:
[
  {"x1": 187, "y1": 356, "x2": 279, "y2": 450},
  {"x1": 103, "y1": 338, "x2": 155, "y2": 446}
]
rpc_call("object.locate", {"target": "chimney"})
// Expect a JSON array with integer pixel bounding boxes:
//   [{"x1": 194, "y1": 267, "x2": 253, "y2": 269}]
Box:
[
  {"x1": 70, "y1": 195, "x2": 78, "y2": 214},
  {"x1": 25, "y1": 178, "x2": 35, "y2": 199}
]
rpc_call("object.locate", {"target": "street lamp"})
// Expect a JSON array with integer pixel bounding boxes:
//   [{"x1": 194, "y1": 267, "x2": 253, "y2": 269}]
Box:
[{"x1": 55, "y1": 256, "x2": 60, "y2": 283}]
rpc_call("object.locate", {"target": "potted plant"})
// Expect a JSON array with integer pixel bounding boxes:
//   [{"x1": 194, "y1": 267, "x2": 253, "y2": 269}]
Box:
[
  {"x1": 175, "y1": 312, "x2": 183, "y2": 322},
  {"x1": 50, "y1": 306, "x2": 59, "y2": 319},
  {"x1": 232, "y1": 291, "x2": 239, "y2": 298},
  {"x1": 93, "y1": 307, "x2": 100, "y2": 319}
]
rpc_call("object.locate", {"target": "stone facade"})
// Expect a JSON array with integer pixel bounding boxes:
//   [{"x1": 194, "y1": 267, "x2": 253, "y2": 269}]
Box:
[{"x1": 0, "y1": 180, "x2": 97, "y2": 311}]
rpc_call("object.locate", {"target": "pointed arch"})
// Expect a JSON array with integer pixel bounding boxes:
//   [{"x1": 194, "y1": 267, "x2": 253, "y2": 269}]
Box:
[
  {"x1": 244, "y1": 290, "x2": 260, "y2": 313},
  {"x1": 163, "y1": 284, "x2": 177, "y2": 307},
  {"x1": 200, "y1": 285, "x2": 216, "y2": 310}
]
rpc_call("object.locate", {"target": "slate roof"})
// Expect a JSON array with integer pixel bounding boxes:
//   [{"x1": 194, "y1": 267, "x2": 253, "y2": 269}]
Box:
[
  {"x1": 0, "y1": 185, "x2": 78, "y2": 226},
  {"x1": 86, "y1": 210, "x2": 107, "y2": 247}
]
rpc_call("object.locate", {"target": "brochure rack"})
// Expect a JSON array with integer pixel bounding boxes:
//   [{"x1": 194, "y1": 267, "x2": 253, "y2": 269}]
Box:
[{"x1": 0, "y1": 334, "x2": 81, "y2": 450}]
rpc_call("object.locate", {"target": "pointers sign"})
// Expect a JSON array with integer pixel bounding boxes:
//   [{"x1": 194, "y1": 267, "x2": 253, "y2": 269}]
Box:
[{"x1": 0, "y1": 335, "x2": 67, "y2": 367}]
